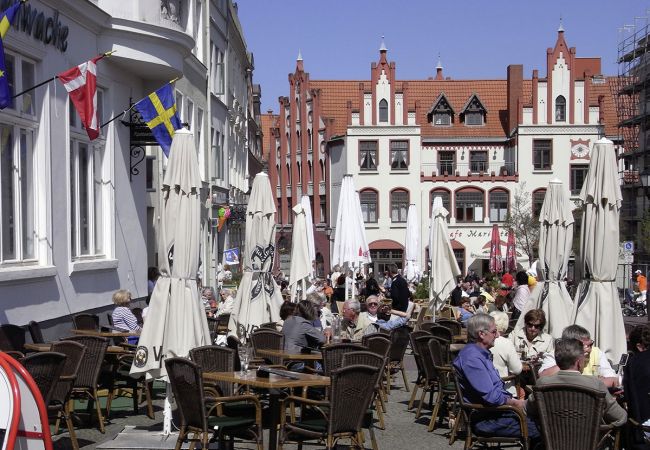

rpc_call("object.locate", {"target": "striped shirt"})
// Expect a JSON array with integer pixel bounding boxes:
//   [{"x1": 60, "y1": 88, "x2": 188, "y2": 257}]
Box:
[{"x1": 112, "y1": 306, "x2": 141, "y2": 332}]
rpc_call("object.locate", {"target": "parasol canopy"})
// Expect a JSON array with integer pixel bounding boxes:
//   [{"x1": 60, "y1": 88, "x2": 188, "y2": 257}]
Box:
[
  {"x1": 428, "y1": 197, "x2": 461, "y2": 314},
  {"x1": 404, "y1": 204, "x2": 421, "y2": 282},
  {"x1": 489, "y1": 224, "x2": 503, "y2": 274},
  {"x1": 289, "y1": 203, "x2": 311, "y2": 301}
]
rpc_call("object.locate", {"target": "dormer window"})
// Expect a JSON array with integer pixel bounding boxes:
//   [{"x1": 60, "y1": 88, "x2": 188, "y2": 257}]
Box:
[
  {"x1": 555, "y1": 95, "x2": 566, "y2": 122},
  {"x1": 461, "y1": 94, "x2": 486, "y2": 126},
  {"x1": 379, "y1": 99, "x2": 388, "y2": 123},
  {"x1": 427, "y1": 93, "x2": 454, "y2": 126}
]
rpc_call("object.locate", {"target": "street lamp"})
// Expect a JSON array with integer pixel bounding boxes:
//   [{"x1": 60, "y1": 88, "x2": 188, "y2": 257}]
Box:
[{"x1": 640, "y1": 168, "x2": 650, "y2": 198}]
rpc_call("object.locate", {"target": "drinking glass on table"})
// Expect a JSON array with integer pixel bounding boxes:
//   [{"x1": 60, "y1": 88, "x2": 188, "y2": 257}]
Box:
[{"x1": 238, "y1": 344, "x2": 251, "y2": 376}]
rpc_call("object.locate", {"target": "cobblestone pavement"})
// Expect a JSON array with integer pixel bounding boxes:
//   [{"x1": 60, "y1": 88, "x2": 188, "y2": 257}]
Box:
[{"x1": 52, "y1": 353, "x2": 463, "y2": 450}]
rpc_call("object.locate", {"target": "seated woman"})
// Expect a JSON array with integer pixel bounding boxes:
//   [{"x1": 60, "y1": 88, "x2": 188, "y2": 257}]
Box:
[
  {"x1": 455, "y1": 298, "x2": 475, "y2": 325},
  {"x1": 509, "y1": 309, "x2": 554, "y2": 359},
  {"x1": 201, "y1": 287, "x2": 217, "y2": 315},
  {"x1": 111, "y1": 289, "x2": 141, "y2": 344},
  {"x1": 282, "y1": 300, "x2": 327, "y2": 353},
  {"x1": 489, "y1": 311, "x2": 523, "y2": 395}
]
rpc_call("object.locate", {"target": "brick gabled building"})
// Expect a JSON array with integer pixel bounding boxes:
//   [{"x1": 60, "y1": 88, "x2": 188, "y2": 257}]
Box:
[{"x1": 263, "y1": 29, "x2": 619, "y2": 278}]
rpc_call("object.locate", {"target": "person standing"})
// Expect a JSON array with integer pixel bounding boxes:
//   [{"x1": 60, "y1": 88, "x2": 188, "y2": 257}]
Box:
[
  {"x1": 388, "y1": 264, "x2": 410, "y2": 313},
  {"x1": 635, "y1": 269, "x2": 647, "y2": 303},
  {"x1": 510, "y1": 271, "x2": 530, "y2": 321}
]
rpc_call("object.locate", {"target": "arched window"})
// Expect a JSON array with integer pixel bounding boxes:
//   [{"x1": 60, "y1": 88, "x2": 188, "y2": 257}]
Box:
[
  {"x1": 555, "y1": 95, "x2": 566, "y2": 122},
  {"x1": 297, "y1": 162, "x2": 302, "y2": 184},
  {"x1": 360, "y1": 189, "x2": 378, "y2": 223},
  {"x1": 315, "y1": 252, "x2": 325, "y2": 277},
  {"x1": 390, "y1": 189, "x2": 409, "y2": 223},
  {"x1": 532, "y1": 189, "x2": 546, "y2": 218},
  {"x1": 308, "y1": 161, "x2": 312, "y2": 182},
  {"x1": 489, "y1": 189, "x2": 509, "y2": 222},
  {"x1": 286, "y1": 163, "x2": 291, "y2": 184},
  {"x1": 296, "y1": 130, "x2": 301, "y2": 152},
  {"x1": 276, "y1": 165, "x2": 280, "y2": 186},
  {"x1": 307, "y1": 129, "x2": 312, "y2": 151},
  {"x1": 455, "y1": 188, "x2": 484, "y2": 223},
  {"x1": 379, "y1": 99, "x2": 388, "y2": 123},
  {"x1": 430, "y1": 189, "x2": 451, "y2": 222},
  {"x1": 319, "y1": 160, "x2": 324, "y2": 178}
]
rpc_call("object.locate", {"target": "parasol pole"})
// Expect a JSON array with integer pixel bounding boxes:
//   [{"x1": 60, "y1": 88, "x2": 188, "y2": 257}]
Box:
[{"x1": 163, "y1": 383, "x2": 173, "y2": 435}]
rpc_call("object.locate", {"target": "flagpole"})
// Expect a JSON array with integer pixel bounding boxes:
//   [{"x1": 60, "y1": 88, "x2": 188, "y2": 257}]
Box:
[{"x1": 10, "y1": 50, "x2": 117, "y2": 101}]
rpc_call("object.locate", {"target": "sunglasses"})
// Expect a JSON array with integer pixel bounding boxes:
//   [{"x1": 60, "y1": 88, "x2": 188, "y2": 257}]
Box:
[
  {"x1": 526, "y1": 323, "x2": 543, "y2": 329},
  {"x1": 367, "y1": 303, "x2": 379, "y2": 307}
]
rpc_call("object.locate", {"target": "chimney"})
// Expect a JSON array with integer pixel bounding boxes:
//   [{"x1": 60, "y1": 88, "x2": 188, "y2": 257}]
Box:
[
  {"x1": 435, "y1": 54, "x2": 444, "y2": 80},
  {"x1": 507, "y1": 64, "x2": 523, "y2": 134}
]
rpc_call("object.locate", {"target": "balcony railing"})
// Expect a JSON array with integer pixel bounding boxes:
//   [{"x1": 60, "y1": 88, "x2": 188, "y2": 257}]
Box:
[
  {"x1": 621, "y1": 170, "x2": 640, "y2": 184},
  {"x1": 423, "y1": 161, "x2": 516, "y2": 177}
]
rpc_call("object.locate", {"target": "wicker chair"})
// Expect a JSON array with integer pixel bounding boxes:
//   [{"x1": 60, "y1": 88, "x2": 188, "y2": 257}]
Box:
[
  {"x1": 250, "y1": 328, "x2": 284, "y2": 365},
  {"x1": 407, "y1": 330, "x2": 430, "y2": 410},
  {"x1": 20, "y1": 351, "x2": 67, "y2": 406},
  {"x1": 386, "y1": 326, "x2": 411, "y2": 392},
  {"x1": 321, "y1": 343, "x2": 366, "y2": 377},
  {"x1": 165, "y1": 357, "x2": 263, "y2": 450},
  {"x1": 259, "y1": 321, "x2": 279, "y2": 330},
  {"x1": 361, "y1": 334, "x2": 391, "y2": 358},
  {"x1": 28, "y1": 320, "x2": 45, "y2": 344},
  {"x1": 73, "y1": 313, "x2": 100, "y2": 331},
  {"x1": 106, "y1": 312, "x2": 114, "y2": 327},
  {"x1": 189, "y1": 345, "x2": 235, "y2": 397},
  {"x1": 342, "y1": 351, "x2": 385, "y2": 445},
  {"x1": 436, "y1": 318, "x2": 463, "y2": 336},
  {"x1": 419, "y1": 321, "x2": 438, "y2": 334},
  {"x1": 0, "y1": 323, "x2": 26, "y2": 352},
  {"x1": 62, "y1": 335, "x2": 109, "y2": 433},
  {"x1": 412, "y1": 335, "x2": 452, "y2": 431},
  {"x1": 411, "y1": 305, "x2": 429, "y2": 330},
  {"x1": 106, "y1": 352, "x2": 154, "y2": 419},
  {"x1": 428, "y1": 325, "x2": 454, "y2": 343},
  {"x1": 278, "y1": 364, "x2": 379, "y2": 450},
  {"x1": 532, "y1": 383, "x2": 611, "y2": 450},
  {"x1": 226, "y1": 335, "x2": 242, "y2": 371},
  {"x1": 50, "y1": 341, "x2": 86, "y2": 450},
  {"x1": 206, "y1": 317, "x2": 220, "y2": 342},
  {"x1": 452, "y1": 370, "x2": 529, "y2": 450}
]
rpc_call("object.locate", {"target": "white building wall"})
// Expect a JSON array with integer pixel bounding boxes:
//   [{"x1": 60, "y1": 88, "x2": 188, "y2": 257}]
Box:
[
  {"x1": 551, "y1": 53, "x2": 571, "y2": 124},
  {"x1": 537, "y1": 81, "x2": 547, "y2": 123},
  {"x1": 575, "y1": 81, "x2": 585, "y2": 123}
]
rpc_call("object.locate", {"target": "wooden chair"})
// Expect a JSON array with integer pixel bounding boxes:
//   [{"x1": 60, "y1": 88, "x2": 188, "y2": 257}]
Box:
[
  {"x1": 533, "y1": 383, "x2": 615, "y2": 450},
  {"x1": 407, "y1": 330, "x2": 431, "y2": 410},
  {"x1": 21, "y1": 351, "x2": 67, "y2": 406},
  {"x1": 452, "y1": 370, "x2": 529, "y2": 450},
  {"x1": 418, "y1": 321, "x2": 438, "y2": 334},
  {"x1": 28, "y1": 320, "x2": 45, "y2": 344},
  {"x1": 436, "y1": 318, "x2": 463, "y2": 336},
  {"x1": 0, "y1": 324, "x2": 26, "y2": 352},
  {"x1": 278, "y1": 364, "x2": 379, "y2": 450},
  {"x1": 62, "y1": 335, "x2": 109, "y2": 433},
  {"x1": 386, "y1": 326, "x2": 411, "y2": 392},
  {"x1": 165, "y1": 357, "x2": 263, "y2": 450},
  {"x1": 50, "y1": 341, "x2": 87, "y2": 450},
  {"x1": 189, "y1": 345, "x2": 236, "y2": 397},
  {"x1": 72, "y1": 313, "x2": 100, "y2": 331},
  {"x1": 250, "y1": 328, "x2": 284, "y2": 365},
  {"x1": 322, "y1": 342, "x2": 366, "y2": 377}
]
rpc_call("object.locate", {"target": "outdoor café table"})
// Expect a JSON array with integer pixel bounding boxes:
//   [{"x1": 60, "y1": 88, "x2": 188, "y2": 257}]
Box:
[
  {"x1": 70, "y1": 329, "x2": 139, "y2": 338},
  {"x1": 255, "y1": 349, "x2": 323, "y2": 365},
  {"x1": 24, "y1": 342, "x2": 131, "y2": 355},
  {"x1": 203, "y1": 370, "x2": 331, "y2": 450}
]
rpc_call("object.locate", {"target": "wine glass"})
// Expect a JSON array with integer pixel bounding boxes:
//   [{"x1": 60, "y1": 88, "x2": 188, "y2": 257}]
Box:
[{"x1": 238, "y1": 345, "x2": 250, "y2": 376}]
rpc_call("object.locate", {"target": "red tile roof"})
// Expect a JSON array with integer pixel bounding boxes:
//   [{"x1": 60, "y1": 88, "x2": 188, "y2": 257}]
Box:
[{"x1": 310, "y1": 80, "x2": 361, "y2": 136}]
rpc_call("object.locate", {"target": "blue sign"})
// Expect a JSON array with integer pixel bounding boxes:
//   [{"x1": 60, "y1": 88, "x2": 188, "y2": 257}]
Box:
[{"x1": 223, "y1": 248, "x2": 240, "y2": 266}]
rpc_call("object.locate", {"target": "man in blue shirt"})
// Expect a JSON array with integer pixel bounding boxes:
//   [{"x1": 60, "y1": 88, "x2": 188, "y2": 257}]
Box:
[{"x1": 453, "y1": 314, "x2": 540, "y2": 441}]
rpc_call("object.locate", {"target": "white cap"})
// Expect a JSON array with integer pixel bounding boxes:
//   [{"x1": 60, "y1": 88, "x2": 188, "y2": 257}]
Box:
[{"x1": 635, "y1": 269, "x2": 642, "y2": 274}]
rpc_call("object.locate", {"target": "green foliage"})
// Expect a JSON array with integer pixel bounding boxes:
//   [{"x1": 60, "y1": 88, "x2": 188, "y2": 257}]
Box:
[
  {"x1": 414, "y1": 277, "x2": 430, "y2": 299},
  {"x1": 503, "y1": 182, "x2": 539, "y2": 264}
]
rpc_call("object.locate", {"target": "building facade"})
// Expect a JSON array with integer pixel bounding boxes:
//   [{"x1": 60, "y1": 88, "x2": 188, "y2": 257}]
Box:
[{"x1": 264, "y1": 29, "x2": 618, "y2": 279}]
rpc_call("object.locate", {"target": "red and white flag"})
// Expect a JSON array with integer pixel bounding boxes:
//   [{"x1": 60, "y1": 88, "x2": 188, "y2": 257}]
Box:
[{"x1": 58, "y1": 55, "x2": 104, "y2": 140}]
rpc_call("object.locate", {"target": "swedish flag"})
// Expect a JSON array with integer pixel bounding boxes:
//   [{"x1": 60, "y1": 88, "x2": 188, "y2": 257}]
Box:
[
  {"x1": 135, "y1": 83, "x2": 182, "y2": 156},
  {"x1": 0, "y1": 1, "x2": 21, "y2": 109}
]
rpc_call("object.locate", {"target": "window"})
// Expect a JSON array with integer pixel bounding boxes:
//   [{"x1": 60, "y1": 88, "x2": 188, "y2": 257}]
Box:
[
  {"x1": 70, "y1": 139, "x2": 106, "y2": 259},
  {"x1": 379, "y1": 99, "x2": 388, "y2": 123},
  {"x1": 286, "y1": 163, "x2": 291, "y2": 184},
  {"x1": 390, "y1": 141, "x2": 408, "y2": 170},
  {"x1": 186, "y1": 98, "x2": 194, "y2": 130},
  {"x1": 212, "y1": 129, "x2": 224, "y2": 180},
  {"x1": 555, "y1": 95, "x2": 566, "y2": 122},
  {"x1": 297, "y1": 131, "x2": 301, "y2": 153},
  {"x1": 196, "y1": 108, "x2": 203, "y2": 151},
  {"x1": 176, "y1": 90, "x2": 184, "y2": 121},
  {"x1": 211, "y1": 46, "x2": 225, "y2": 95},
  {"x1": 489, "y1": 190, "x2": 509, "y2": 222},
  {"x1": 434, "y1": 112, "x2": 451, "y2": 126},
  {"x1": 276, "y1": 165, "x2": 280, "y2": 186},
  {"x1": 3, "y1": 53, "x2": 36, "y2": 115},
  {"x1": 359, "y1": 141, "x2": 377, "y2": 170},
  {"x1": 570, "y1": 165, "x2": 589, "y2": 195},
  {"x1": 465, "y1": 111, "x2": 483, "y2": 125},
  {"x1": 307, "y1": 129, "x2": 312, "y2": 151},
  {"x1": 533, "y1": 140, "x2": 552, "y2": 170},
  {"x1": 146, "y1": 156, "x2": 156, "y2": 191},
  {"x1": 390, "y1": 189, "x2": 409, "y2": 223},
  {"x1": 438, "y1": 151, "x2": 455, "y2": 175},
  {"x1": 0, "y1": 125, "x2": 35, "y2": 262},
  {"x1": 470, "y1": 151, "x2": 488, "y2": 173},
  {"x1": 453, "y1": 249, "x2": 465, "y2": 274},
  {"x1": 455, "y1": 190, "x2": 484, "y2": 222},
  {"x1": 360, "y1": 190, "x2": 378, "y2": 223},
  {"x1": 320, "y1": 197, "x2": 327, "y2": 223},
  {"x1": 532, "y1": 189, "x2": 546, "y2": 218}
]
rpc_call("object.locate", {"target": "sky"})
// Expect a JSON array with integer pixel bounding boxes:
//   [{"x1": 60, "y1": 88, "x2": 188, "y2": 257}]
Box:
[{"x1": 237, "y1": 1, "x2": 647, "y2": 114}]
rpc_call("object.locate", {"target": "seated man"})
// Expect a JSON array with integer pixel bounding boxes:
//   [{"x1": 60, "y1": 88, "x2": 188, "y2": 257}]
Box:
[
  {"x1": 453, "y1": 314, "x2": 540, "y2": 441},
  {"x1": 538, "y1": 324, "x2": 618, "y2": 387},
  {"x1": 340, "y1": 299, "x2": 372, "y2": 341},
  {"x1": 363, "y1": 302, "x2": 414, "y2": 335},
  {"x1": 527, "y1": 338, "x2": 627, "y2": 427}
]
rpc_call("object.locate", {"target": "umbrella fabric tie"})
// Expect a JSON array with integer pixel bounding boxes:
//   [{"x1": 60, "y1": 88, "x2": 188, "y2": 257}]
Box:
[
  {"x1": 575, "y1": 278, "x2": 615, "y2": 309},
  {"x1": 251, "y1": 270, "x2": 275, "y2": 299}
]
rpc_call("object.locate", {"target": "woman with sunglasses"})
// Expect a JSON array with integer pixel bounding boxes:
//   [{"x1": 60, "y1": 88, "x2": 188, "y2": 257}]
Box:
[{"x1": 509, "y1": 309, "x2": 554, "y2": 360}]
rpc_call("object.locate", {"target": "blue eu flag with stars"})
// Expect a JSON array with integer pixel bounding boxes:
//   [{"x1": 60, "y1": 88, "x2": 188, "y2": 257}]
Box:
[
  {"x1": 0, "y1": 1, "x2": 21, "y2": 109},
  {"x1": 135, "y1": 83, "x2": 182, "y2": 156}
]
